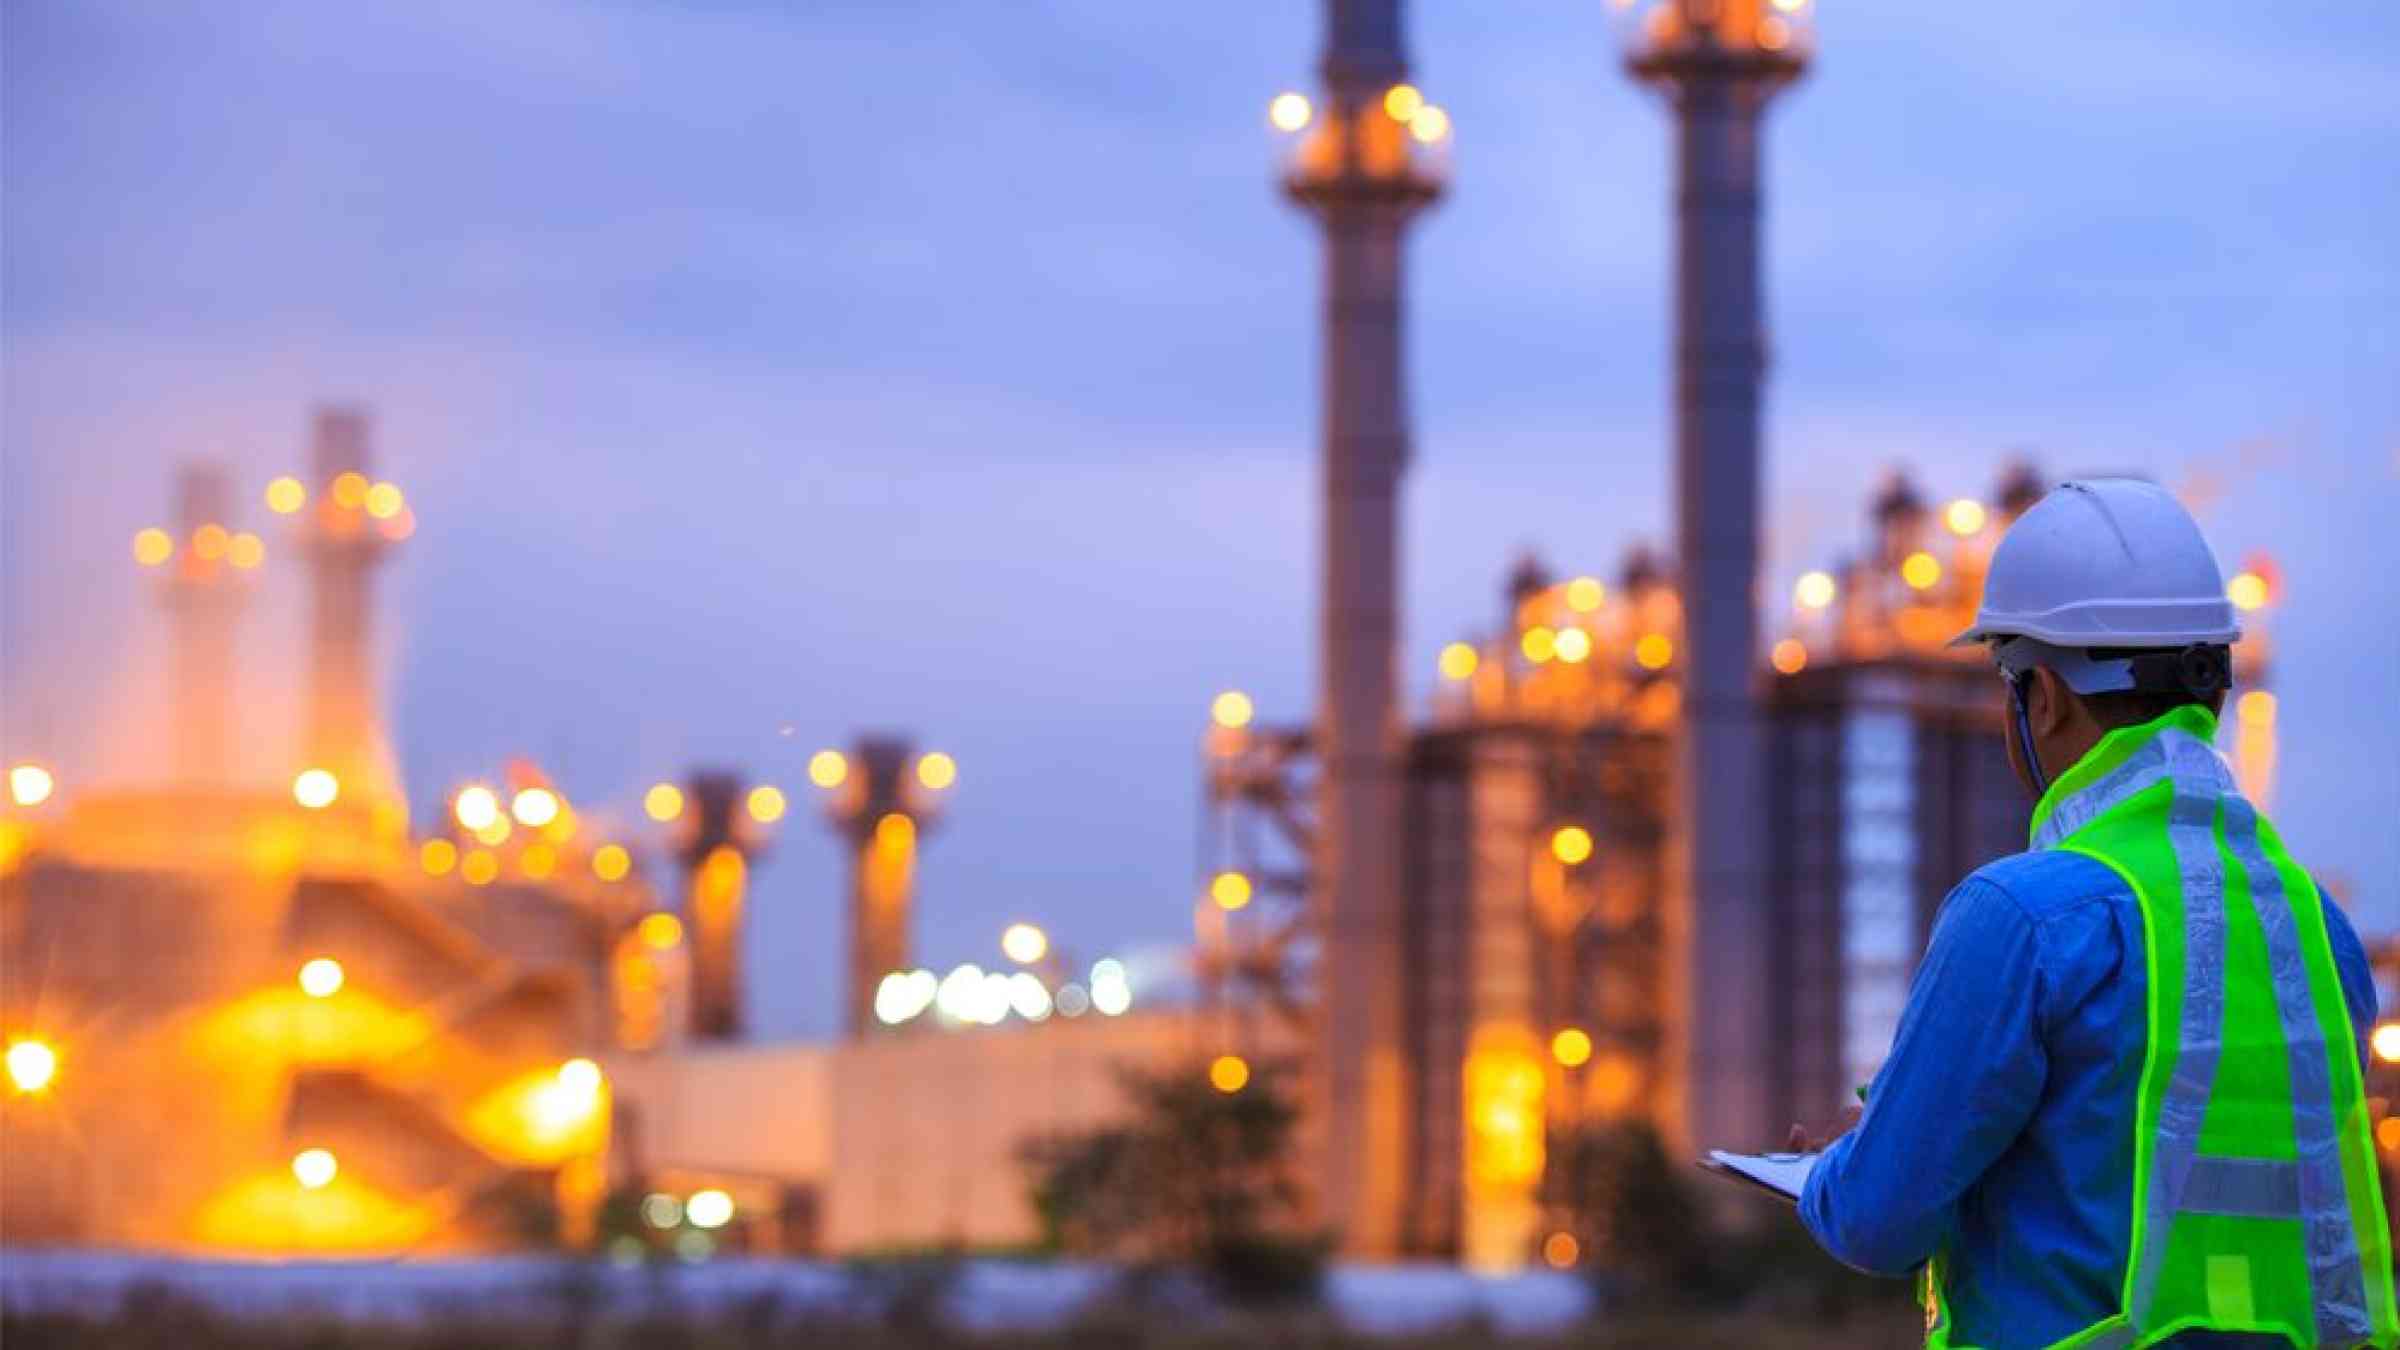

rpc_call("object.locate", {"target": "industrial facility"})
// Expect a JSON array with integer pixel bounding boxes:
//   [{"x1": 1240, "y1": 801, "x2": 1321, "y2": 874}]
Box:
[{"x1": 3, "y1": 0, "x2": 2388, "y2": 1279}]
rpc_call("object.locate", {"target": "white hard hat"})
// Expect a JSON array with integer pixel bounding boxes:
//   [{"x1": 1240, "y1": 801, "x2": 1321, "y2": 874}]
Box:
[{"x1": 1951, "y1": 478, "x2": 2240, "y2": 650}]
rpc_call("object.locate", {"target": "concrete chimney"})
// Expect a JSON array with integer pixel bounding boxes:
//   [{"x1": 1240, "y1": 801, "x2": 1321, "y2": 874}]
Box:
[
  {"x1": 1624, "y1": 5, "x2": 1808, "y2": 1152},
  {"x1": 299, "y1": 407, "x2": 397, "y2": 795},
  {"x1": 158, "y1": 463, "x2": 247, "y2": 782},
  {"x1": 826, "y1": 737, "x2": 929, "y2": 1039},
  {"x1": 1285, "y1": 0, "x2": 1442, "y2": 1256},
  {"x1": 676, "y1": 771, "x2": 757, "y2": 1041}
]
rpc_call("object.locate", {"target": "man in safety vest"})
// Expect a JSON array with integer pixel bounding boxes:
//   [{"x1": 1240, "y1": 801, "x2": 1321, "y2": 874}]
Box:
[{"x1": 1795, "y1": 478, "x2": 2396, "y2": 1348}]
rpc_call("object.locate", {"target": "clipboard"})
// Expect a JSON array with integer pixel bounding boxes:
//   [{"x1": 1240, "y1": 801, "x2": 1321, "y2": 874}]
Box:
[{"x1": 1699, "y1": 1149, "x2": 1820, "y2": 1203}]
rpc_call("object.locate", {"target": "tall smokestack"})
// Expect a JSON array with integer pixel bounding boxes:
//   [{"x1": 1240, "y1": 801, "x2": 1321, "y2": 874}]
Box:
[
  {"x1": 822, "y1": 737, "x2": 943, "y2": 1039},
  {"x1": 151, "y1": 463, "x2": 257, "y2": 782},
  {"x1": 1623, "y1": 3, "x2": 1809, "y2": 1152},
  {"x1": 297, "y1": 407, "x2": 402, "y2": 796},
  {"x1": 676, "y1": 771, "x2": 757, "y2": 1041},
  {"x1": 1282, "y1": 0, "x2": 1444, "y2": 1256}
]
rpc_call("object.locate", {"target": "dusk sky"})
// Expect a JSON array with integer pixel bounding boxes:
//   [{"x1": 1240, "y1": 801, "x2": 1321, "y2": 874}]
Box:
[{"x1": 6, "y1": 1, "x2": 2395, "y2": 1039}]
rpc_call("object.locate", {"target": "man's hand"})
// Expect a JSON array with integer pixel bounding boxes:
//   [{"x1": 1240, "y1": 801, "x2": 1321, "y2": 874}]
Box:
[{"x1": 1786, "y1": 1104, "x2": 1862, "y2": 1153}]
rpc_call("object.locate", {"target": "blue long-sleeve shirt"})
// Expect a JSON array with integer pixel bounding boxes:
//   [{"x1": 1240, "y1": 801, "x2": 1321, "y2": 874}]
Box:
[{"x1": 1798, "y1": 848, "x2": 2382, "y2": 1349}]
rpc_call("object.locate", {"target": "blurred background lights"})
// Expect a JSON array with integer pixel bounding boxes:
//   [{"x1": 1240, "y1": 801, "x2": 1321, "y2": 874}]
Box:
[
  {"x1": 1943, "y1": 498, "x2": 1988, "y2": 536},
  {"x1": 1009, "y1": 972, "x2": 1053, "y2": 1022},
  {"x1": 474, "y1": 815, "x2": 512, "y2": 846},
  {"x1": 875, "y1": 813, "x2": 915, "y2": 848},
  {"x1": 1543, "y1": 1232, "x2": 1581, "y2": 1269},
  {"x1": 264, "y1": 476, "x2": 306, "y2": 514},
  {"x1": 292, "y1": 768, "x2": 339, "y2": 810},
  {"x1": 2227, "y1": 571, "x2": 2270, "y2": 611},
  {"x1": 193, "y1": 524, "x2": 229, "y2": 561},
  {"x1": 510, "y1": 787, "x2": 560, "y2": 827},
  {"x1": 1552, "y1": 628, "x2": 1593, "y2": 664},
  {"x1": 1089, "y1": 959, "x2": 1132, "y2": 1016},
  {"x1": 519, "y1": 843, "x2": 557, "y2": 879},
  {"x1": 1210, "y1": 870, "x2": 1253, "y2": 911},
  {"x1": 1566, "y1": 576, "x2": 1605, "y2": 612},
  {"x1": 936, "y1": 964, "x2": 986, "y2": 1022},
  {"x1": 1000, "y1": 922, "x2": 1049, "y2": 965},
  {"x1": 807, "y1": 751, "x2": 848, "y2": 788},
  {"x1": 9, "y1": 764, "x2": 55, "y2": 807},
  {"x1": 421, "y1": 838, "x2": 458, "y2": 876},
  {"x1": 685, "y1": 1189, "x2": 734, "y2": 1230},
  {"x1": 331, "y1": 472, "x2": 369, "y2": 510},
  {"x1": 1636, "y1": 635, "x2": 1674, "y2": 671},
  {"x1": 363, "y1": 482, "x2": 404, "y2": 519},
  {"x1": 874, "y1": 969, "x2": 939, "y2": 1025},
  {"x1": 1267, "y1": 91, "x2": 1311, "y2": 132},
  {"x1": 1210, "y1": 690, "x2": 1254, "y2": 729},
  {"x1": 1550, "y1": 825, "x2": 1593, "y2": 866},
  {"x1": 592, "y1": 844, "x2": 631, "y2": 881},
  {"x1": 1520, "y1": 626, "x2": 1557, "y2": 663},
  {"x1": 2237, "y1": 690, "x2": 2277, "y2": 727},
  {"x1": 1771, "y1": 638, "x2": 1809, "y2": 675},
  {"x1": 746, "y1": 785, "x2": 786, "y2": 823},
  {"x1": 637, "y1": 912, "x2": 684, "y2": 950},
  {"x1": 1407, "y1": 104, "x2": 1450, "y2": 144},
  {"x1": 454, "y1": 785, "x2": 501, "y2": 831},
  {"x1": 915, "y1": 752, "x2": 957, "y2": 791},
  {"x1": 1382, "y1": 83, "x2": 1422, "y2": 121},
  {"x1": 640, "y1": 1193, "x2": 682, "y2": 1229},
  {"x1": 643, "y1": 782, "x2": 684, "y2": 822},
  {"x1": 557, "y1": 1058, "x2": 603, "y2": 1097},
  {"x1": 6, "y1": 1039, "x2": 58, "y2": 1094},
  {"x1": 291, "y1": 1148, "x2": 338, "y2": 1190},
  {"x1": 461, "y1": 849, "x2": 500, "y2": 886},
  {"x1": 1794, "y1": 570, "x2": 1837, "y2": 609},
  {"x1": 1551, "y1": 1027, "x2": 1594, "y2": 1068},
  {"x1": 2372, "y1": 1022, "x2": 2400, "y2": 1065},
  {"x1": 1054, "y1": 983, "x2": 1091, "y2": 1018},
  {"x1": 298, "y1": 958, "x2": 344, "y2": 998},
  {"x1": 1209, "y1": 1054, "x2": 1250, "y2": 1094},
  {"x1": 1438, "y1": 642, "x2": 1478, "y2": 681},
  {"x1": 1900, "y1": 551, "x2": 1943, "y2": 590},
  {"x1": 228, "y1": 531, "x2": 265, "y2": 569},
  {"x1": 132, "y1": 527, "x2": 173, "y2": 567}
]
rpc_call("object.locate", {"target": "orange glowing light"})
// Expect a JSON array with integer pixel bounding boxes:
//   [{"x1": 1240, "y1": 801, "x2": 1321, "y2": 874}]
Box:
[
  {"x1": 510, "y1": 787, "x2": 560, "y2": 827},
  {"x1": 519, "y1": 842, "x2": 557, "y2": 879},
  {"x1": 293, "y1": 768, "x2": 339, "y2": 810},
  {"x1": 1543, "y1": 1231, "x2": 1581, "y2": 1269},
  {"x1": 1211, "y1": 690, "x2": 1254, "y2": 729},
  {"x1": 265, "y1": 476, "x2": 307, "y2": 514},
  {"x1": 229, "y1": 531, "x2": 266, "y2": 569},
  {"x1": 1383, "y1": 84, "x2": 1423, "y2": 122},
  {"x1": 747, "y1": 784, "x2": 787, "y2": 823},
  {"x1": 1439, "y1": 642, "x2": 1479, "y2": 681},
  {"x1": 638, "y1": 912, "x2": 684, "y2": 950},
  {"x1": 1795, "y1": 570, "x2": 1837, "y2": 610},
  {"x1": 193, "y1": 523, "x2": 231, "y2": 560},
  {"x1": 454, "y1": 785, "x2": 501, "y2": 831},
  {"x1": 1551, "y1": 1027, "x2": 1594, "y2": 1068},
  {"x1": 808, "y1": 751, "x2": 848, "y2": 788},
  {"x1": 1758, "y1": 16, "x2": 1792, "y2": 50},
  {"x1": 2373, "y1": 1023, "x2": 2400, "y2": 1065},
  {"x1": 298, "y1": 958, "x2": 345, "y2": 998},
  {"x1": 421, "y1": 838, "x2": 458, "y2": 876},
  {"x1": 1268, "y1": 92, "x2": 1312, "y2": 133},
  {"x1": 2379, "y1": 1117, "x2": 2400, "y2": 1153},
  {"x1": 474, "y1": 816, "x2": 512, "y2": 846},
  {"x1": 1901, "y1": 551, "x2": 1943, "y2": 591},
  {"x1": 133, "y1": 528, "x2": 174, "y2": 567},
  {"x1": 1210, "y1": 871, "x2": 1253, "y2": 911},
  {"x1": 593, "y1": 844, "x2": 631, "y2": 881},
  {"x1": 1566, "y1": 576, "x2": 1605, "y2": 612},
  {"x1": 6, "y1": 1038, "x2": 58, "y2": 1094},
  {"x1": 364, "y1": 481, "x2": 404, "y2": 520},
  {"x1": 2238, "y1": 690, "x2": 2277, "y2": 726},
  {"x1": 331, "y1": 472, "x2": 369, "y2": 510},
  {"x1": 1209, "y1": 1054, "x2": 1251, "y2": 1094},
  {"x1": 9, "y1": 764, "x2": 55, "y2": 807},
  {"x1": 461, "y1": 849, "x2": 499, "y2": 886},
  {"x1": 1553, "y1": 628, "x2": 1593, "y2": 664},
  {"x1": 916, "y1": 752, "x2": 957, "y2": 791},
  {"x1": 2227, "y1": 572, "x2": 2269, "y2": 611},
  {"x1": 292, "y1": 1148, "x2": 338, "y2": 1190},
  {"x1": 644, "y1": 782, "x2": 683, "y2": 822},
  {"x1": 1944, "y1": 499, "x2": 1988, "y2": 536},
  {"x1": 1550, "y1": 825, "x2": 1594, "y2": 865},
  {"x1": 378, "y1": 507, "x2": 416, "y2": 542},
  {"x1": 1408, "y1": 104, "x2": 1450, "y2": 144},
  {"x1": 876, "y1": 813, "x2": 916, "y2": 849},
  {"x1": 1521, "y1": 626, "x2": 1557, "y2": 663},
  {"x1": 1634, "y1": 634, "x2": 1674, "y2": 670},
  {"x1": 1771, "y1": 638, "x2": 1809, "y2": 675}
]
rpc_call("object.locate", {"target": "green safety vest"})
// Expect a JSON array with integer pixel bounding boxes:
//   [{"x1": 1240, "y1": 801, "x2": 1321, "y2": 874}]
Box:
[{"x1": 1923, "y1": 705, "x2": 2397, "y2": 1349}]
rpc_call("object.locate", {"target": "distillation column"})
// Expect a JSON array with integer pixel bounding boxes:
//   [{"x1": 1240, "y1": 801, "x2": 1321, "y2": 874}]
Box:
[
  {"x1": 1623, "y1": 1, "x2": 1808, "y2": 1151},
  {"x1": 820, "y1": 738, "x2": 947, "y2": 1039},
  {"x1": 297, "y1": 407, "x2": 400, "y2": 799},
  {"x1": 1285, "y1": 0, "x2": 1444, "y2": 1256}
]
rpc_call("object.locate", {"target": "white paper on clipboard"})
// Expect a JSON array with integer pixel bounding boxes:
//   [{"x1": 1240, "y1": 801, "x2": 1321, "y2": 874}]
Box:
[{"x1": 1700, "y1": 1149, "x2": 1821, "y2": 1203}]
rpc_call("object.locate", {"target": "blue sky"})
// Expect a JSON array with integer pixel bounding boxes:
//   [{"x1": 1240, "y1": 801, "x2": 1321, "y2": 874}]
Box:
[{"x1": 6, "y1": 1, "x2": 2395, "y2": 1038}]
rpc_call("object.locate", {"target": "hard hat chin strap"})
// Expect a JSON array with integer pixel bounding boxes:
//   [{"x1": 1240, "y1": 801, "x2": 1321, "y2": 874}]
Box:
[{"x1": 2007, "y1": 670, "x2": 2049, "y2": 798}]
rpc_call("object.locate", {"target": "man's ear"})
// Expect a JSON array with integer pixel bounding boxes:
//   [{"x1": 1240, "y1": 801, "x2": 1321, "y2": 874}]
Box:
[{"x1": 2028, "y1": 666, "x2": 2076, "y2": 737}]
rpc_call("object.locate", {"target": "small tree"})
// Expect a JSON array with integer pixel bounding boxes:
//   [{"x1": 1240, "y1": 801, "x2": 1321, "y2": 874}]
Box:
[
  {"x1": 1020, "y1": 1059, "x2": 1325, "y2": 1303},
  {"x1": 1548, "y1": 1119, "x2": 1717, "y2": 1304}
]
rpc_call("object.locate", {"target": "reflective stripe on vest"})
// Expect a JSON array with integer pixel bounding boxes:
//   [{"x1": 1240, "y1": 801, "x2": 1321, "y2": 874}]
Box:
[{"x1": 1922, "y1": 706, "x2": 2397, "y2": 1349}]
